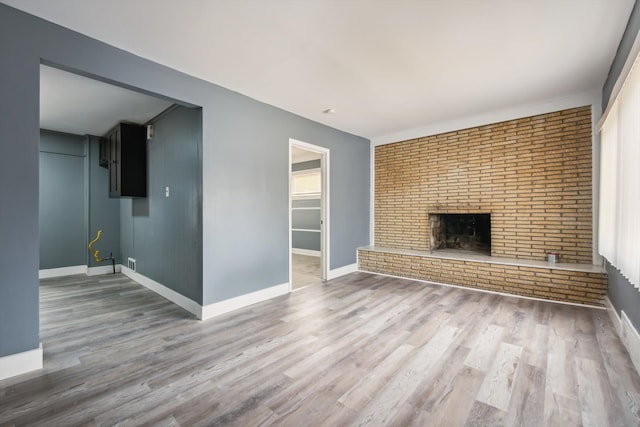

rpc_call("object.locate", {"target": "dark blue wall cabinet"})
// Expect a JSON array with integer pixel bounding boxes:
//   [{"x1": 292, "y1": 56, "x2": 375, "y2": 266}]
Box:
[{"x1": 106, "y1": 123, "x2": 147, "y2": 198}]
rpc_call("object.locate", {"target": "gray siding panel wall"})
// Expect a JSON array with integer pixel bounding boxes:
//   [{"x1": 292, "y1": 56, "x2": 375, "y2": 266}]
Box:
[
  {"x1": 88, "y1": 135, "x2": 121, "y2": 267},
  {"x1": 121, "y1": 106, "x2": 203, "y2": 303},
  {"x1": 602, "y1": 1, "x2": 640, "y2": 332},
  {"x1": 39, "y1": 131, "x2": 86, "y2": 269},
  {"x1": 0, "y1": 3, "x2": 369, "y2": 358}
]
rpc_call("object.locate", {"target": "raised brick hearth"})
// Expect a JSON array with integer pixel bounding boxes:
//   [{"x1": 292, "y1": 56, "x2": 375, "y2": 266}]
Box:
[
  {"x1": 364, "y1": 106, "x2": 606, "y2": 305},
  {"x1": 358, "y1": 247, "x2": 607, "y2": 306}
]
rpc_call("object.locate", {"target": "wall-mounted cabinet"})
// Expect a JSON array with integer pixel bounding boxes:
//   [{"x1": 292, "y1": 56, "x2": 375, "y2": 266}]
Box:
[{"x1": 105, "y1": 123, "x2": 147, "y2": 198}]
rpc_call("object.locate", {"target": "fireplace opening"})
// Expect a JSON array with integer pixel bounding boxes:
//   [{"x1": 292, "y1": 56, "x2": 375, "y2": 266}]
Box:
[{"x1": 429, "y1": 213, "x2": 491, "y2": 255}]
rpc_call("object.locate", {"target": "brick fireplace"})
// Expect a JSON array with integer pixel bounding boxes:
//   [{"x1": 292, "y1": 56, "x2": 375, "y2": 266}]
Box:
[{"x1": 360, "y1": 106, "x2": 607, "y2": 306}]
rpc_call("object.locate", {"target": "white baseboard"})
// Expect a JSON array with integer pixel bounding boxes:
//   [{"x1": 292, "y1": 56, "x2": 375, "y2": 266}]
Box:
[
  {"x1": 39, "y1": 265, "x2": 86, "y2": 279},
  {"x1": 292, "y1": 248, "x2": 321, "y2": 257},
  {"x1": 327, "y1": 263, "x2": 358, "y2": 280},
  {"x1": 0, "y1": 343, "x2": 43, "y2": 381},
  {"x1": 87, "y1": 264, "x2": 121, "y2": 276},
  {"x1": 201, "y1": 282, "x2": 289, "y2": 321},
  {"x1": 120, "y1": 266, "x2": 202, "y2": 319},
  {"x1": 605, "y1": 298, "x2": 640, "y2": 375},
  {"x1": 605, "y1": 297, "x2": 623, "y2": 336},
  {"x1": 621, "y1": 311, "x2": 640, "y2": 375}
]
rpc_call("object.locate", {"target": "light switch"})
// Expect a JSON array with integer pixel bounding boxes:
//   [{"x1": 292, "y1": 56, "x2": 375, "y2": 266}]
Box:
[{"x1": 165, "y1": 186, "x2": 170, "y2": 197}]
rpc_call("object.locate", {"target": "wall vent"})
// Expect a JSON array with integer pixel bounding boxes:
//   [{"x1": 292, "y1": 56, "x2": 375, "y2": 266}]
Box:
[{"x1": 127, "y1": 257, "x2": 136, "y2": 272}]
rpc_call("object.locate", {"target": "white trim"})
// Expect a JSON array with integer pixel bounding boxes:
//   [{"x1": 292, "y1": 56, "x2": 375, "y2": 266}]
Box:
[
  {"x1": 39, "y1": 265, "x2": 86, "y2": 279},
  {"x1": 87, "y1": 264, "x2": 121, "y2": 276},
  {"x1": 292, "y1": 228, "x2": 321, "y2": 233},
  {"x1": 604, "y1": 297, "x2": 640, "y2": 375},
  {"x1": 292, "y1": 248, "x2": 321, "y2": 257},
  {"x1": 201, "y1": 282, "x2": 289, "y2": 320},
  {"x1": 371, "y1": 90, "x2": 599, "y2": 146},
  {"x1": 291, "y1": 207, "x2": 321, "y2": 210},
  {"x1": 0, "y1": 343, "x2": 43, "y2": 381},
  {"x1": 605, "y1": 297, "x2": 623, "y2": 336},
  {"x1": 120, "y1": 266, "x2": 202, "y2": 319},
  {"x1": 620, "y1": 311, "x2": 640, "y2": 376},
  {"x1": 327, "y1": 263, "x2": 358, "y2": 280},
  {"x1": 357, "y1": 268, "x2": 606, "y2": 310}
]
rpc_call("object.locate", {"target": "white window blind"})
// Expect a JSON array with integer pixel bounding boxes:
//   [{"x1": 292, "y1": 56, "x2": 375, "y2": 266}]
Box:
[{"x1": 599, "y1": 51, "x2": 640, "y2": 289}]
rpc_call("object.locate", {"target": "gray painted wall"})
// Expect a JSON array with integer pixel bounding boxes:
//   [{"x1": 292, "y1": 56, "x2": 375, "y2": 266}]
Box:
[
  {"x1": 602, "y1": 0, "x2": 640, "y2": 332},
  {"x1": 39, "y1": 131, "x2": 87, "y2": 269},
  {"x1": 121, "y1": 106, "x2": 203, "y2": 303},
  {"x1": 607, "y1": 262, "x2": 640, "y2": 329},
  {"x1": 88, "y1": 135, "x2": 121, "y2": 267},
  {"x1": 0, "y1": 4, "x2": 369, "y2": 358}
]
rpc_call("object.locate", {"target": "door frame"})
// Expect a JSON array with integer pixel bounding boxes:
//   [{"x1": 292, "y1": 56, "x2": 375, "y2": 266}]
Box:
[{"x1": 289, "y1": 138, "x2": 330, "y2": 291}]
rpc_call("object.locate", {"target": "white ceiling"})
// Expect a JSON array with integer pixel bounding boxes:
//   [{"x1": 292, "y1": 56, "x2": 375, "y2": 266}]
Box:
[
  {"x1": 5, "y1": 0, "x2": 635, "y2": 140},
  {"x1": 40, "y1": 65, "x2": 173, "y2": 136}
]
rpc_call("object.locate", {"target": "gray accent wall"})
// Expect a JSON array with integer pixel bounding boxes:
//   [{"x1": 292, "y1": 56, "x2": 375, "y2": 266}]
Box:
[
  {"x1": 88, "y1": 135, "x2": 121, "y2": 267},
  {"x1": 607, "y1": 262, "x2": 640, "y2": 329},
  {"x1": 39, "y1": 131, "x2": 87, "y2": 269},
  {"x1": 0, "y1": 4, "x2": 369, "y2": 359},
  {"x1": 602, "y1": 0, "x2": 640, "y2": 332},
  {"x1": 121, "y1": 106, "x2": 203, "y2": 303}
]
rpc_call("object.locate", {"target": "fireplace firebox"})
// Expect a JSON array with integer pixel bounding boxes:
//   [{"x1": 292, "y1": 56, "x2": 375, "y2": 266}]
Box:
[{"x1": 429, "y1": 213, "x2": 491, "y2": 255}]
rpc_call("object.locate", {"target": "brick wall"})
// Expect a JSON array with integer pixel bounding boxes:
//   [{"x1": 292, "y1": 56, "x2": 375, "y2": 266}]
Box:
[
  {"x1": 358, "y1": 249, "x2": 607, "y2": 306},
  {"x1": 374, "y1": 106, "x2": 593, "y2": 264}
]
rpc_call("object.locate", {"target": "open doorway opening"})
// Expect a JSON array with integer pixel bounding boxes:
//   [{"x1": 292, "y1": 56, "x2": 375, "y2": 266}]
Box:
[{"x1": 289, "y1": 139, "x2": 329, "y2": 290}]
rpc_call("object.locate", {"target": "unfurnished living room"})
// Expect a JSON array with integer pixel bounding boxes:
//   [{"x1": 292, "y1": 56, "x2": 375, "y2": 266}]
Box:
[{"x1": 2, "y1": 1, "x2": 640, "y2": 425}]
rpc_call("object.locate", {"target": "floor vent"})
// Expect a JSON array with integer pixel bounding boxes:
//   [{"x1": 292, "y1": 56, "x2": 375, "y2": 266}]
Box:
[{"x1": 128, "y1": 258, "x2": 136, "y2": 272}]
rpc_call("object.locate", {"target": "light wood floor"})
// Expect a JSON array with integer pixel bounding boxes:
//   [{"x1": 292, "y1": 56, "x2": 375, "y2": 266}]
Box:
[
  {"x1": 292, "y1": 253, "x2": 322, "y2": 289},
  {"x1": 1, "y1": 272, "x2": 640, "y2": 426}
]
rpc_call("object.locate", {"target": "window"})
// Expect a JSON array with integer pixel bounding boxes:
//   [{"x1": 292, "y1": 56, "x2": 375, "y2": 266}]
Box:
[
  {"x1": 599, "y1": 49, "x2": 640, "y2": 289},
  {"x1": 291, "y1": 169, "x2": 321, "y2": 197}
]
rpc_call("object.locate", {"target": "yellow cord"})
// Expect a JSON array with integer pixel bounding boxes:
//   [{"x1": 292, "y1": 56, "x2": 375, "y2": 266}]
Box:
[{"x1": 88, "y1": 229, "x2": 104, "y2": 262}]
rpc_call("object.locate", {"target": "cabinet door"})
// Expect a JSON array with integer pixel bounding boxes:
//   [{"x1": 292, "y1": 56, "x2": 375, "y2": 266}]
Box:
[{"x1": 108, "y1": 126, "x2": 121, "y2": 197}]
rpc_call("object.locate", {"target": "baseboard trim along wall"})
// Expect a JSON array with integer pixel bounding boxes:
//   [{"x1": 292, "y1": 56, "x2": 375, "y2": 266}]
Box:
[
  {"x1": 120, "y1": 266, "x2": 202, "y2": 319},
  {"x1": 39, "y1": 265, "x2": 87, "y2": 279},
  {"x1": 201, "y1": 282, "x2": 289, "y2": 321},
  {"x1": 87, "y1": 264, "x2": 122, "y2": 276},
  {"x1": 39, "y1": 264, "x2": 123, "y2": 279},
  {"x1": 605, "y1": 297, "x2": 640, "y2": 375},
  {"x1": 0, "y1": 343, "x2": 43, "y2": 381},
  {"x1": 292, "y1": 248, "x2": 321, "y2": 257},
  {"x1": 327, "y1": 263, "x2": 358, "y2": 280}
]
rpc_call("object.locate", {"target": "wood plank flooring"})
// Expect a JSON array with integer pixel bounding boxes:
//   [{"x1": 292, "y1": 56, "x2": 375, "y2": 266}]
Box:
[
  {"x1": 1, "y1": 272, "x2": 640, "y2": 426},
  {"x1": 292, "y1": 254, "x2": 322, "y2": 289}
]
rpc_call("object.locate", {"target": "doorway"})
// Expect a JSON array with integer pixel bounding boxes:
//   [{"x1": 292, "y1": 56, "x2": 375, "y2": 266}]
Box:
[{"x1": 289, "y1": 139, "x2": 329, "y2": 290}]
